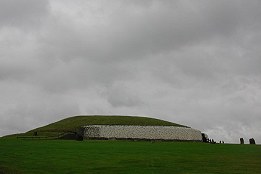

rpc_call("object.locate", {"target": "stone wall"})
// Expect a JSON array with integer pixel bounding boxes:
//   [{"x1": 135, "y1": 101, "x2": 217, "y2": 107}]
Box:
[{"x1": 84, "y1": 125, "x2": 202, "y2": 141}]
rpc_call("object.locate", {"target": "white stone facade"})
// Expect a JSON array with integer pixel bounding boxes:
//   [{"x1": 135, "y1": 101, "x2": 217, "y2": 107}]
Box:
[{"x1": 84, "y1": 125, "x2": 202, "y2": 141}]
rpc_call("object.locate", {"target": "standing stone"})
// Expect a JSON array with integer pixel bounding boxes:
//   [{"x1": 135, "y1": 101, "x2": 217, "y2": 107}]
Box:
[
  {"x1": 249, "y1": 138, "x2": 256, "y2": 144},
  {"x1": 76, "y1": 134, "x2": 83, "y2": 141},
  {"x1": 240, "y1": 138, "x2": 244, "y2": 144},
  {"x1": 33, "y1": 132, "x2": 38, "y2": 136},
  {"x1": 202, "y1": 133, "x2": 208, "y2": 143}
]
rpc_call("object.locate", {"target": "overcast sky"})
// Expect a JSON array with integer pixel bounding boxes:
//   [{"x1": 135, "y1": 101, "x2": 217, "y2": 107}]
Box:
[{"x1": 0, "y1": 0, "x2": 261, "y2": 143}]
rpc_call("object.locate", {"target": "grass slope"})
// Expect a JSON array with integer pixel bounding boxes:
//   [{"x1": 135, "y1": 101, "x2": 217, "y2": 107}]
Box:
[
  {"x1": 22, "y1": 115, "x2": 186, "y2": 137},
  {"x1": 0, "y1": 139, "x2": 260, "y2": 174}
]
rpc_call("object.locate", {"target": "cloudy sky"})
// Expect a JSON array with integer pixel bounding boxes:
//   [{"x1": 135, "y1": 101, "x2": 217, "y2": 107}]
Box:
[{"x1": 1, "y1": 0, "x2": 261, "y2": 143}]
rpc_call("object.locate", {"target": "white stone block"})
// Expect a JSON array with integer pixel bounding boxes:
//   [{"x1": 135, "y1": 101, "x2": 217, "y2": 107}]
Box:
[{"x1": 84, "y1": 125, "x2": 202, "y2": 141}]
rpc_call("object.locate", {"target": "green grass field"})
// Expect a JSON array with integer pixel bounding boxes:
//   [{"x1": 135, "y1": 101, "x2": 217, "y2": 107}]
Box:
[{"x1": 0, "y1": 139, "x2": 260, "y2": 174}]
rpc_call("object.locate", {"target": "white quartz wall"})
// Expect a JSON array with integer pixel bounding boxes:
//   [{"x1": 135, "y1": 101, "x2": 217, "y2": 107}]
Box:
[{"x1": 84, "y1": 125, "x2": 202, "y2": 141}]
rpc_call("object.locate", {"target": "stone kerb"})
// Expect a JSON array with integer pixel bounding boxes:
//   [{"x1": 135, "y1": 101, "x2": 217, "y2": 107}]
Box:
[{"x1": 84, "y1": 125, "x2": 202, "y2": 141}]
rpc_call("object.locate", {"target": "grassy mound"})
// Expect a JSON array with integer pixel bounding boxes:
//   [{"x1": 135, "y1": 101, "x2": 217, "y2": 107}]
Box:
[{"x1": 19, "y1": 115, "x2": 186, "y2": 138}]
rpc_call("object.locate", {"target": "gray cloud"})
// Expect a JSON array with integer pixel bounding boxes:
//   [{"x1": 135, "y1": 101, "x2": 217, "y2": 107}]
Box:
[
  {"x1": 105, "y1": 81, "x2": 144, "y2": 107},
  {"x1": 0, "y1": 0, "x2": 261, "y2": 144},
  {"x1": 39, "y1": 0, "x2": 261, "y2": 62},
  {"x1": 0, "y1": 0, "x2": 49, "y2": 28}
]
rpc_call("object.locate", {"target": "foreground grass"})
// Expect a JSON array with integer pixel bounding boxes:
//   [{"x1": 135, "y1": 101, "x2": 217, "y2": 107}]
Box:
[{"x1": 0, "y1": 139, "x2": 260, "y2": 174}]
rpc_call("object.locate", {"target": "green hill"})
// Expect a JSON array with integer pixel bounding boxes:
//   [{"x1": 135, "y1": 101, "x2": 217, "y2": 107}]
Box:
[
  {"x1": 7, "y1": 115, "x2": 187, "y2": 139},
  {"x1": 3, "y1": 115, "x2": 187, "y2": 138}
]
